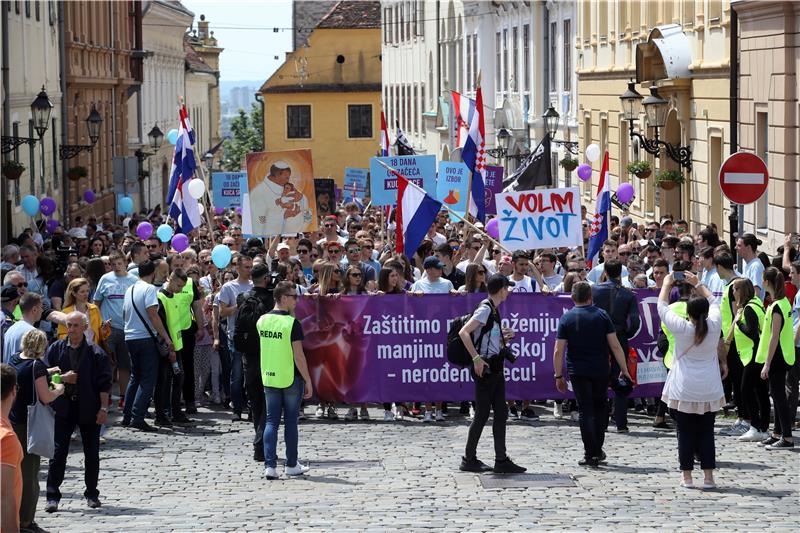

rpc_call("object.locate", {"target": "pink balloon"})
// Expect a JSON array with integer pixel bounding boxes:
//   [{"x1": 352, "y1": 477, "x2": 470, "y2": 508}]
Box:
[
  {"x1": 485, "y1": 218, "x2": 499, "y2": 240},
  {"x1": 577, "y1": 164, "x2": 592, "y2": 182},
  {"x1": 617, "y1": 183, "x2": 635, "y2": 203},
  {"x1": 136, "y1": 221, "x2": 153, "y2": 240},
  {"x1": 171, "y1": 233, "x2": 189, "y2": 252}
]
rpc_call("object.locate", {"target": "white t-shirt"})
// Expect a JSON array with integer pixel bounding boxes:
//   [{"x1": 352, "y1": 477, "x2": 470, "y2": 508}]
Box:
[
  {"x1": 742, "y1": 257, "x2": 765, "y2": 300},
  {"x1": 542, "y1": 273, "x2": 563, "y2": 291},
  {"x1": 508, "y1": 275, "x2": 536, "y2": 293},
  {"x1": 410, "y1": 277, "x2": 453, "y2": 294},
  {"x1": 456, "y1": 259, "x2": 496, "y2": 275},
  {"x1": 427, "y1": 232, "x2": 447, "y2": 246}
]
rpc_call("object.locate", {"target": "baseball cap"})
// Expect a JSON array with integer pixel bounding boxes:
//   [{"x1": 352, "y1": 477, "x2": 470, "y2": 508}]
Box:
[
  {"x1": 276, "y1": 243, "x2": 290, "y2": 252},
  {"x1": 487, "y1": 274, "x2": 515, "y2": 294},
  {"x1": 620, "y1": 216, "x2": 633, "y2": 228},
  {"x1": 1, "y1": 284, "x2": 20, "y2": 303},
  {"x1": 423, "y1": 256, "x2": 444, "y2": 270}
]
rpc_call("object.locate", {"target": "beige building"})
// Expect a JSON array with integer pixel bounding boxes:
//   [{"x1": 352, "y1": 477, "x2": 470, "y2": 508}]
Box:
[
  {"x1": 734, "y1": 0, "x2": 799, "y2": 251},
  {"x1": 187, "y1": 15, "x2": 223, "y2": 152},
  {"x1": 577, "y1": 1, "x2": 738, "y2": 244}
]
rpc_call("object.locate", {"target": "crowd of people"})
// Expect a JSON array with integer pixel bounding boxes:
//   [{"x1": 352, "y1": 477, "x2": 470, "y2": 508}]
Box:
[{"x1": 0, "y1": 200, "x2": 798, "y2": 531}]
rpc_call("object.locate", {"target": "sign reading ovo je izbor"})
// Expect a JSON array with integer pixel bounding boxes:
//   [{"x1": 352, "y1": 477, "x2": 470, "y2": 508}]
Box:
[{"x1": 719, "y1": 151, "x2": 769, "y2": 204}]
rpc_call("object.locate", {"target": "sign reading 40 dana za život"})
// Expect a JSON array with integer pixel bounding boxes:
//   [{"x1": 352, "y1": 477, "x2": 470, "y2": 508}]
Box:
[{"x1": 495, "y1": 186, "x2": 582, "y2": 251}]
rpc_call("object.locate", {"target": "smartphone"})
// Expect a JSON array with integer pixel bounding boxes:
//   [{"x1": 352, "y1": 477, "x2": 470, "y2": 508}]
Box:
[
  {"x1": 638, "y1": 239, "x2": 649, "y2": 247},
  {"x1": 792, "y1": 233, "x2": 800, "y2": 249},
  {"x1": 673, "y1": 271, "x2": 685, "y2": 281}
]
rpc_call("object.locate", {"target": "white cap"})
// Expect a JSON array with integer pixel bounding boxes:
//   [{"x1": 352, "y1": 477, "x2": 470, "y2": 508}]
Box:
[
  {"x1": 273, "y1": 160, "x2": 290, "y2": 170},
  {"x1": 276, "y1": 243, "x2": 290, "y2": 252},
  {"x1": 69, "y1": 228, "x2": 87, "y2": 239}
]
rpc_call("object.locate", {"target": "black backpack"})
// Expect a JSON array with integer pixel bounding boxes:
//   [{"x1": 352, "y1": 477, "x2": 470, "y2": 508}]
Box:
[
  {"x1": 233, "y1": 289, "x2": 273, "y2": 354},
  {"x1": 446, "y1": 299, "x2": 496, "y2": 367}
]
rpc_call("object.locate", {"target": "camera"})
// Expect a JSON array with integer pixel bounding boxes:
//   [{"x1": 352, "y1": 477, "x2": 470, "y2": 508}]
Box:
[{"x1": 500, "y1": 346, "x2": 516, "y2": 364}]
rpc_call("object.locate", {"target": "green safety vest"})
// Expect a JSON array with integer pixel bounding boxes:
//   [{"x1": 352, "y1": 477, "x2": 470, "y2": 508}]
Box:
[
  {"x1": 257, "y1": 313, "x2": 296, "y2": 388},
  {"x1": 755, "y1": 297, "x2": 796, "y2": 366},
  {"x1": 157, "y1": 290, "x2": 184, "y2": 352},
  {"x1": 733, "y1": 298, "x2": 765, "y2": 366},
  {"x1": 661, "y1": 301, "x2": 688, "y2": 370},
  {"x1": 13, "y1": 305, "x2": 21, "y2": 320},
  {"x1": 720, "y1": 279, "x2": 737, "y2": 337},
  {"x1": 172, "y1": 278, "x2": 195, "y2": 331}
]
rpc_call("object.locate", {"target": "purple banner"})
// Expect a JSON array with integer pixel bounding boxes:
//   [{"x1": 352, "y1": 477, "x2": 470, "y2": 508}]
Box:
[
  {"x1": 483, "y1": 165, "x2": 504, "y2": 215},
  {"x1": 296, "y1": 291, "x2": 665, "y2": 402}
]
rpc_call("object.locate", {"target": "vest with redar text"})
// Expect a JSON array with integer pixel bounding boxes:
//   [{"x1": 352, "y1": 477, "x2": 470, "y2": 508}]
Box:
[
  {"x1": 257, "y1": 313, "x2": 296, "y2": 388},
  {"x1": 661, "y1": 301, "x2": 688, "y2": 370},
  {"x1": 157, "y1": 291, "x2": 184, "y2": 351},
  {"x1": 733, "y1": 298, "x2": 765, "y2": 366},
  {"x1": 755, "y1": 297, "x2": 795, "y2": 366}
]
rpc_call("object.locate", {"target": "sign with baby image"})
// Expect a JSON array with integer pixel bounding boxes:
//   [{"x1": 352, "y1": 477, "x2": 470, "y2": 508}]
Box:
[
  {"x1": 242, "y1": 149, "x2": 319, "y2": 237},
  {"x1": 435, "y1": 161, "x2": 470, "y2": 222}
]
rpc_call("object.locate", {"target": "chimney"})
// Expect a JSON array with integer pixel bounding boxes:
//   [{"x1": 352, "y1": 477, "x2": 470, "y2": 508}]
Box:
[{"x1": 198, "y1": 14, "x2": 209, "y2": 40}]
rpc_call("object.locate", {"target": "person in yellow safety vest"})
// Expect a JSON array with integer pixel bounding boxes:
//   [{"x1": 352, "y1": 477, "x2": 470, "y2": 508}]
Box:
[
  {"x1": 153, "y1": 269, "x2": 191, "y2": 427},
  {"x1": 727, "y1": 279, "x2": 768, "y2": 442},
  {"x1": 713, "y1": 252, "x2": 751, "y2": 436},
  {"x1": 258, "y1": 281, "x2": 313, "y2": 480},
  {"x1": 757, "y1": 267, "x2": 796, "y2": 450}
]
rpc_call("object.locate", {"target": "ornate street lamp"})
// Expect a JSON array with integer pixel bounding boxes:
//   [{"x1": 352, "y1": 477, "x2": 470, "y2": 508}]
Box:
[
  {"x1": 147, "y1": 124, "x2": 164, "y2": 151},
  {"x1": 2, "y1": 86, "x2": 53, "y2": 153},
  {"x1": 620, "y1": 82, "x2": 692, "y2": 171},
  {"x1": 59, "y1": 103, "x2": 104, "y2": 160},
  {"x1": 542, "y1": 105, "x2": 579, "y2": 155}
]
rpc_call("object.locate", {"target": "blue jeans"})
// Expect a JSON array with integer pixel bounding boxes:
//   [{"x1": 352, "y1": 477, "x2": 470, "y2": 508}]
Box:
[
  {"x1": 124, "y1": 338, "x2": 160, "y2": 424},
  {"x1": 263, "y1": 375, "x2": 304, "y2": 469},
  {"x1": 228, "y1": 340, "x2": 244, "y2": 412}
]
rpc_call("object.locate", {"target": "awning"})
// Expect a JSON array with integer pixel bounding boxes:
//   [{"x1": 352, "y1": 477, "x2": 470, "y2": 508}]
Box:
[{"x1": 636, "y1": 24, "x2": 693, "y2": 82}]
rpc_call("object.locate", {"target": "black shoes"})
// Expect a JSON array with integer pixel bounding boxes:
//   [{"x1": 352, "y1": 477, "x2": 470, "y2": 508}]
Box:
[
  {"x1": 459, "y1": 457, "x2": 493, "y2": 473},
  {"x1": 254, "y1": 449, "x2": 266, "y2": 462},
  {"x1": 185, "y1": 405, "x2": 198, "y2": 414},
  {"x1": 172, "y1": 414, "x2": 192, "y2": 425},
  {"x1": 130, "y1": 421, "x2": 158, "y2": 433},
  {"x1": 154, "y1": 417, "x2": 173, "y2": 427},
  {"x1": 765, "y1": 438, "x2": 795, "y2": 450},
  {"x1": 44, "y1": 500, "x2": 58, "y2": 513},
  {"x1": 232, "y1": 411, "x2": 243, "y2": 421},
  {"x1": 86, "y1": 497, "x2": 102, "y2": 509},
  {"x1": 493, "y1": 457, "x2": 527, "y2": 474},
  {"x1": 120, "y1": 418, "x2": 130, "y2": 427},
  {"x1": 579, "y1": 457, "x2": 600, "y2": 467}
]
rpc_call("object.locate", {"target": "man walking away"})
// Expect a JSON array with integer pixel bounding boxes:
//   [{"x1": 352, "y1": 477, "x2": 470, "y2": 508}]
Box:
[
  {"x1": 459, "y1": 274, "x2": 526, "y2": 474},
  {"x1": 259, "y1": 281, "x2": 313, "y2": 480},
  {"x1": 554, "y1": 282, "x2": 633, "y2": 467}
]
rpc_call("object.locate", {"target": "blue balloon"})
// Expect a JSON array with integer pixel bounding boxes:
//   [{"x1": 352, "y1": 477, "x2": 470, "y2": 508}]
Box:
[
  {"x1": 211, "y1": 244, "x2": 232, "y2": 269},
  {"x1": 118, "y1": 196, "x2": 134, "y2": 215},
  {"x1": 156, "y1": 223, "x2": 174, "y2": 243},
  {"x1": 21, "y1": 195, "x2": 40, "y2": 217},
  {"x1": 166, "y1": 128, "x2": 179, "y2": 145}
]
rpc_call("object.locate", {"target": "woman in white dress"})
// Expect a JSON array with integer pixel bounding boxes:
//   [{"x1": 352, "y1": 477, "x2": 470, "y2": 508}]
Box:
[{"x1": 658, "y1": 271, "x2": 726, "y2": 489}]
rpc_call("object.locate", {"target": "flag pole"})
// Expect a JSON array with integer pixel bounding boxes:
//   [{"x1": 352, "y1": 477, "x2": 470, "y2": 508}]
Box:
[{"x1": 191, "y1": 151, "x2": 217, "y2": 246}]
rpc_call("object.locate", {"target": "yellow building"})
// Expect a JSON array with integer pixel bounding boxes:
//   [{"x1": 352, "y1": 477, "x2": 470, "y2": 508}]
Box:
[{"x1": 258, "y1": 1, "x2": 381, "y2": 185}]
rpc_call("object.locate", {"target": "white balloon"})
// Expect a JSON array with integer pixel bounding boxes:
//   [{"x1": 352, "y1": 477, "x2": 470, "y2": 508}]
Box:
[
  {"x1": 585, "y1": 143, "x2": 601, "y2": 163},
  {"x1": 14, "y1": 205, "x2": 22, "y2": 214},
  {"x1": 187, "y1": 178, "x2": 206, "y2": 199},
  {"x1": 198, "y1": 204, "x2": 205, "y2": 215},
  {"x1": 178, "y1": 214, "x2": 184, "y2": 227}
]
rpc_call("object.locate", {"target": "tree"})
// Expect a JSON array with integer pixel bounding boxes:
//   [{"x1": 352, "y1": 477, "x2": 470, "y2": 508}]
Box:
[{"x1": 222, "y1": 103, "x2": 263, "y2": 171}]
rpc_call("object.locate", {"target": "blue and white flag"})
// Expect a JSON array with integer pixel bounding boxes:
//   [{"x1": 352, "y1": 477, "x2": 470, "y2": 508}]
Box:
[
  {"x1": 586, "y1": 151, "x2": 611, "y2": 266},
  {"x1": 166, "y1": 105, "x2": 201, "y2": 234}
]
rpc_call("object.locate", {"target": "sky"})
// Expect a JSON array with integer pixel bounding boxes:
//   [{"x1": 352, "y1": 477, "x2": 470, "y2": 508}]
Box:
[{"x1": 182, "y1": 0, "x2": 293, "y2": 83}]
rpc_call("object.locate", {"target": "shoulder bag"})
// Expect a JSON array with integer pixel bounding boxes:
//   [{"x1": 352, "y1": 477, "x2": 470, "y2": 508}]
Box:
[
  {"x1": 130, "y1": 285, "x2": 169, "y2": 358},
  {"x1": 27, "y1": 360, "x2": 55, "y2": 459}
]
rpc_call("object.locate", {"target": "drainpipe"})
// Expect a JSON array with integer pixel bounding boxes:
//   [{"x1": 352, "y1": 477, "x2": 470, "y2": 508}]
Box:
[
  {"x1": 729, "y1": 7, "x2": 740, "y2": 261},
  {"x1": 2, "y1": 5, "x2": 10, "y2": 239},
  {"x1": 58, "y1": 1, "x2": 69, "y2": 224},
  {"x1": 435, "y1": 0, "x2": 440, "y2": 102},
  {"x1": 255, "y1": 93, "x2": 265, "y2": 151}
]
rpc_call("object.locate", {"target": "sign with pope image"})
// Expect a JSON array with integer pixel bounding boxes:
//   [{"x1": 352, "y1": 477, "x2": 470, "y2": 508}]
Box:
[{"x1": 243, "y1": 149, "x2": 318, "y2": 237}]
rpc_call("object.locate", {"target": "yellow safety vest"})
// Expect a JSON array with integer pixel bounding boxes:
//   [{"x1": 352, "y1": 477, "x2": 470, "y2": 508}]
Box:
[
  {"x1": 661, "y1": 301, "x2": 688, "y2": 370},
  {"x1": 755, "y1": 297, "x2": 795, "y2": 366},
  {"x1": 157, "y1": 290, "x2": 184, "y2": 352},
  {"x1": 172, "y1": 278, "x2": 195, "y2": 331},
  {"x1": 13, "y1": 305, "x2": 21, "y2": 320},
  {"x1": 720, "y1": 279, "x2": 737, "y2": 338},
  {"x1": 733, "y1": 298, "x2": 765, "y2": 366},
  {"x1": 257, "y1": 312, "x2": 296, "y2": 388}
]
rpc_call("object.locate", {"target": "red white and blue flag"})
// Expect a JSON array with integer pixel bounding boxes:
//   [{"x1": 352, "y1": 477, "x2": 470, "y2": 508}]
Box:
[
  {"x1": 586, "y1": 151, "x2": 611, "y2": 266},
  {"x1": 379, "y1": 110, "x2": 390, "y2": 157},
  {"x1": 450, "y1": 90, "x2": 476, "y2": 150},
  {"x1": 391, "y1": 167, "x2": 442, "y2": 258},
  {"x1": 166, "y1": 105, "x2": 201, "y2": 234},
  {"x1": 461, "y1": 85, "x2": 486, "y2": 222}
]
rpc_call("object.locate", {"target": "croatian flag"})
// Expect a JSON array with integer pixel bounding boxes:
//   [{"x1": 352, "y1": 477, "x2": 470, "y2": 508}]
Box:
[
  {"x1": 379, "y1": 111, "x2": 390, "y2": 157},
  {"x1": 390, "y1": 167, "x2": 442, "y2": 258},
  {"x1": 450, "y1": 91, "x2": 476, "y2": 149},
  {"x1": 461, "y1": 86, "x2": 486, "y2": 222},
  {"x1": 586, "y1": 151, "x2": 611, "y2": 266},
  {"x1": 166, "y1": 105, "x2": 201, "y2": 234}
]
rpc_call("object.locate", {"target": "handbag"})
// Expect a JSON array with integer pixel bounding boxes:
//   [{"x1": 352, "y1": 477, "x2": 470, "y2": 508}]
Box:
[
  {"x1": 27, "y1": 360, "x2": 55, "y2": 459},
  {"x1": 130, "y1": 285, "x2": 170, "y2": 358}
]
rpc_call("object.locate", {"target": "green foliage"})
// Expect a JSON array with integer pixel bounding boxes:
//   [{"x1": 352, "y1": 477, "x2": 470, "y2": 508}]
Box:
[
  {"x1": 222, "y1": 103, "x2": 264, "y2": 171},
  {"x1": 626, "y1": 160, "x2": 651, "y2": 175},
  {"x1": 559, "y1": 156, "x2": 579, "y2": 169},
  {"x1": 655, "y1": 169, "x2": 685, "y2": 184}
]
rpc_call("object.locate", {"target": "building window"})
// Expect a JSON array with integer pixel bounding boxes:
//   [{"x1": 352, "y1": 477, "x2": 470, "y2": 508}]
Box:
[
  {"x1": 523, "y1": 24, "x2": 530, "y2": 92},
  {"x1": 495, "y1": 32, "x2": 501, "y2": 93},
  {"x1": 348, "y1": 105, "x2": 373, "y2": 139},
  {"x1": 383, "y1": 7, "x2": 390, "y2": 44},
  {"x1": 563, "y1": 20, "x2": 572, "y2": 92},
  {"x1": 708, "y1": 0, "x2": 722, "y2": 24},
  {"x1": 549, "y1": 22, "x2": 557, "y2": 93},
  {"x1": 466, "y1": 34, "x2": 472, "y2": 89},
  {"x1": 25, "y1": 0, "x2": 29, "y2": 17},
  {"x1": 471, "y1": 34, "x2": 478, "y2": 91},
  {"x1": 48, "y1": 0, "x2": 55, "y2": 25},
  {"x1": 34, "y1": 0, "x2": 39, "y2": 20},
  {"x1": 755, "y1": 111, "x2": 768, "y2": 230},
  {"x1": 286, "y1": 105, "x2": 311, "y2": 139},
  {"x1": 512, "y1": 27, "x2": 519, "y2": 91},
  {"x1": 502, "y1": 29, "x2": 508, "y2": 93}
]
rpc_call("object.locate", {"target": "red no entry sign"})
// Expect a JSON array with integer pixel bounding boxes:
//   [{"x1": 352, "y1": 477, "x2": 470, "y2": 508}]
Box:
[{"x1": 719, "y1": 152, "x2": 769, "y2": 204}]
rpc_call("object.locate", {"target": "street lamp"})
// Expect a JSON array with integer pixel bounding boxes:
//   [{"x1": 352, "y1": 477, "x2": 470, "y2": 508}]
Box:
[
  {"x1": 620, "y1": 82, "x2": 692, "y2": 171},
  {"x1": 542, "y1": 105, "x2": 579, "y2": 155},
  {"x1": 59, "y1": 103, "x2": 104, "y2": 160},
  {"x1": 2, "y1": 86, "x2": 53, "y2": 153},
  {"x1": 147, "y1": 124, "x2": 164, "y2": 151}
]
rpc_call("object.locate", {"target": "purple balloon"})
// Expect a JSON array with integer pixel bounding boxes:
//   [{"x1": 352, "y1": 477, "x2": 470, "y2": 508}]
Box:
[
  {"x1": 83, "y1": 189, "x2": 96, "y2": 204},
  {"x1": 39, "y1": 197, "x2": 56, "y2": 216},
  {"x1": 235, "y1": 207, "x2": 242, "y2": 215},
  {"x1": 617, "y1": 182, "x2": 635, "y2": 203},
  {"x1": 577, "y1": 164, "x2": 592, "y2": 182},
  {"x1": 46, "y1": 218, "x2": 60, "y2": 233},
  {"x1": 485, "y1": 218, "x2": 499, "y2": 240},
  {"x1": 171, "y1": 233, "x2": 189, "y2": 252},
  {"x1": 136, "y1": 221, "x2": 154, "y2": 240},
  {"x1": 214, "y1": 207, "x2": 224, "y2": 215}
]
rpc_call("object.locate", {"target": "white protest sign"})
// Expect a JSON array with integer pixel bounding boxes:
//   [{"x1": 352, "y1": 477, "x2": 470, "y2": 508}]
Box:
[{"x1": 495, "y1": 187, "x2": 582, "y2": 251}]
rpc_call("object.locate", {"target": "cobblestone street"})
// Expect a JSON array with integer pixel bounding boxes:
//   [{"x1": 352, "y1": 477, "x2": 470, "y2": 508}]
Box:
[{"x1": 36, "y1": 404, "x2": 798, "y2": 532}]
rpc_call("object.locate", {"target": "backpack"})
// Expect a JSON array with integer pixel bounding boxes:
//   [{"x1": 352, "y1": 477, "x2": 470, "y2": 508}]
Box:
[
  {"x1": 233, "y1": 288, "x2": 273, "y2": 354},
  {"x1": 446, "y1": 299, "x2": 496, "y2": 367}
]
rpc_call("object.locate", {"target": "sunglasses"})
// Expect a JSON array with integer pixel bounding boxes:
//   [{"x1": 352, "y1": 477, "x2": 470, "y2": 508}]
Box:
[
  {"x1": 324, "y1": 223, "x2": 336, "y2": 228},
  {"x1": 619, "y1": 252, "x2": 631, "y2": 256},
  {"x1": 147, "y1": 244, "x2": 159, "y2": 249},
  {"x1": 329, "y1": 249, "x2": 341, "y2": 254},
  {"x1": 347, "y1": 248, "x2": 361, "y2": 253},
  {"x1": 568, "y1": 268, "x2": 588, "y2": 273},
  {"x1": 14, "y1": 282, "x2": 28, "y2": 288},
  {"x1": 349, "y1": 273, "x2": 362, "y2": 278},
  {"x1": 646, "y1": 228, "x2": 657, "y2": 233},
  {"x1": 297, "y1": 249, "x2": 309, "y2": 254},
  {"x1": 310, "y1": 253, "x2": 319, "y2": 258},
  {"x1": 491, "y1": 250, "x2": 501, "y2": 255},
  {"x1": 471, "y1": 246, "x2": 481, "y2": 251}
]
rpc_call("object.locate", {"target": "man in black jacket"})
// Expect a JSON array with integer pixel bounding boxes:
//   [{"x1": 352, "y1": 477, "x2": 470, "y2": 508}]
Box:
[
  {"x1": 237, "y1": 264, "x2": 276, "y2": 462},
  {"x1": 44, "y1": 311, "x2": 112, "y2": 512},
  {"x1": 591, "y1": 260, "x2": 640, "y2": 432}
]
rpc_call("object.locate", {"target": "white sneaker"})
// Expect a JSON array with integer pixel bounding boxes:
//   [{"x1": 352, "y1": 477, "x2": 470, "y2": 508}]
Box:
[
  {"x1": 435, "y1": 409, "x2": 445, "y2": 422},
  {"x1": 344, "y1": 407, "x2": 358, "y2": 421},
  {"x1": 264, "y1": 466, "x2": 279, "y2": 480},
  {"x1": 570, "y1": 411, "x2": 580, "y2": 422},
  {"x1": 383, "y1": 410, "x2": 393, "y2": 421},
  {"x1": 423, "y1": 411, "x2": 433, "y2": 422},
  {"x1": 553, "y1": 403, "x2": 563, "y2": 419},
  {"x1": 392, "y1": 404, "x2": 404, "y2": 421},
  {"x1": 723, "y1": 420, "x2": 750, "y2": 436},
  {"x1": 360, "y1": 407, "x2": 370, "y2": 420},
  {"x1": 738, "y1": 427, "x2": 767, "y2": 442},
  {"x1": 315, "y1": 406, "x2": 325, "y2": 419},
  {"x1": 299, "y1": 406, "x2": 307, "y2": 420},
  {"x1": 468, "y1": 406, "x2": 475, "y2": 420},
  {"x1": 327, "y1": 406, "x2": 338, "y2": 420},
  {"x1": 285, "y1": 462, "x2": 310, "y2": 476}
]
